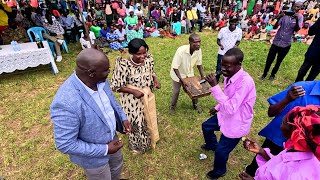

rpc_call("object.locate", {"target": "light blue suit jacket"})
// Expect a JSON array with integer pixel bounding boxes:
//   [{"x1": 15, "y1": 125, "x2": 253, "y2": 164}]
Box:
[{"x1": 50, "y1": 73, "x2": 127, "y2": 169}]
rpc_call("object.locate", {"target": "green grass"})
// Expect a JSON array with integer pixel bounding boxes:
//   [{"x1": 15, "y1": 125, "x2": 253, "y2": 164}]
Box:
[{"x1": 0, "y1": 32, "x2": 316, "y2": 179}]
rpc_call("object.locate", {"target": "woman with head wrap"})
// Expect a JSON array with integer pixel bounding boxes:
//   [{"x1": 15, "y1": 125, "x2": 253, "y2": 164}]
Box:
[{"x1": 240, "y1": 105, "x2": 320, "y2": 180}]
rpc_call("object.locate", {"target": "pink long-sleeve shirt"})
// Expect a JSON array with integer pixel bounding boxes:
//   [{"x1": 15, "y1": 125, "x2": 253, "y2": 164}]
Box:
[
  {"x1": 255, "y1": 148, "x2": 320, "y2": 179},
  {"x1": 210, "y1": 68, "x2": 256, "y2": 138}
]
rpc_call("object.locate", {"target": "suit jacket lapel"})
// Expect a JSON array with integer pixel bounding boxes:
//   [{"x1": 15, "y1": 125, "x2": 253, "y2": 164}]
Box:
[{"x1": 70, "y1": 74, "x2": 110, "y2": 127}]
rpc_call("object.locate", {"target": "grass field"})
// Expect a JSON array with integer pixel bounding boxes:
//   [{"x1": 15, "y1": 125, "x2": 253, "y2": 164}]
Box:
[{"x1": 0, "y1": 32, "x2": 315, "y2": 179}]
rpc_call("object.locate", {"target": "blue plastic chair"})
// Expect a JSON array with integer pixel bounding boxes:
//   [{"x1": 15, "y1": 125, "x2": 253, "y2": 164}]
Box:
[{"x1": 27, "y1": 27, "x2": 69, "y2": 56}]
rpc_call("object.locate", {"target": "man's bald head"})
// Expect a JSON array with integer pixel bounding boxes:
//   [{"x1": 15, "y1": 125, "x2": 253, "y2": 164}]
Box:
[
  {"x1": 75, "y1": 48, "x2": 110, "y2": 85},
  {"x1": 76, "y1": 48, "x2": 109, "y2": 70}
]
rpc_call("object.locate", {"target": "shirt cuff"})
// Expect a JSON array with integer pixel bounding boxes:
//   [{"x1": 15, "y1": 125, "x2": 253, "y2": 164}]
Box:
[
  {"x1": 215, "y1": 104, "x2": 220, "y2": 111},
  {"x1": 104, "y1": 144, "x2": 109, "y2": 156},
  {"x1": 210, "y1": 84, "x2": 222, "y2": 97}
]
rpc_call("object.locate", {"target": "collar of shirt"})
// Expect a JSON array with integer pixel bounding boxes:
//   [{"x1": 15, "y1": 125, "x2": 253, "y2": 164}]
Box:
[
  {"x1": 282, "y1": 150, "x2": 314, "y2": 162},
  {"x1": 75, "y1": 73, "x2": 100, "y2": 95},
  {"x1": 184, "y1": 44, "x2": 200, "y2": 55},
  {"x1": 224, "y1": 68, "x2": 244, "y2": 86}
]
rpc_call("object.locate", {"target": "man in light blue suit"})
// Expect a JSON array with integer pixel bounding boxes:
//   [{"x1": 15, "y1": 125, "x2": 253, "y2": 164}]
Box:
[{"x1": 50, "y1": 48, "x2": 131, "y2": 180}]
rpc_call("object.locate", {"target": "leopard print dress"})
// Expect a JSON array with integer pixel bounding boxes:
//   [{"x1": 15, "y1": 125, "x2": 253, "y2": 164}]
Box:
[{"x1": 111, "y1": 54, "x2": 155, "y2": 152}]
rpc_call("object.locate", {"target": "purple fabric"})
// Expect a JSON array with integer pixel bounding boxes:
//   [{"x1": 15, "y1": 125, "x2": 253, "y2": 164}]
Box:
[
  {"x1": 273, "y1": 15, "x2": 303, "y2": 48},
  {"x1": 152, "y1": 10, "x2": 160, "y2": 20}
]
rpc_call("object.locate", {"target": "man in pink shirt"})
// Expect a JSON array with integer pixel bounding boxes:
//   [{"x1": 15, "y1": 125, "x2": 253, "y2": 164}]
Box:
[{"x1": 202, "y1": 48, "x2": 256, "y2": 179}]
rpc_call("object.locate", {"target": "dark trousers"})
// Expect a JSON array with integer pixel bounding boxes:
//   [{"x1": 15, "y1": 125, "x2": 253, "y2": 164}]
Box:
[
  {"x1": 216, "y1": 54, "x2": 223, "y2": 81},
  {"x1": 170, "y1": 80, "x2": 198, "y2": 107},
  {"x1": 202, "y1": 115, "x2": 241, "y2": 176},
  {"x1": 245, "y1": 138, "x2": 284, "y2": 177},
  {"x1": 191, "y1": 19, "x2": 203, "y2": 31},
  {"x1": 262, "y1": 44, "x2": 291, "y2": 77},
  {"x1": 295, "y1": 56, "x2": 320, "y2": 82},
  {"x1": 64, "y1": 27, "x2": 77, "y2": 43}
]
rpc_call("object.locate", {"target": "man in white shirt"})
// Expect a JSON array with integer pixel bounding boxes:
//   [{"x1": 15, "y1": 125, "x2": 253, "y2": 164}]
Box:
[{"x1": 216, "y1": 17, "x2": 242, "y2": 81}]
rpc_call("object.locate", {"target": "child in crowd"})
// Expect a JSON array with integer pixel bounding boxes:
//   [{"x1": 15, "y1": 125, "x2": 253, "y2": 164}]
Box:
[
  {"x1": 204, "y1": 11, "x2": 213, "y2": 30},
  {"x1": 244, "y1": 27, "x2": 253, "y2": 40},
  {"x1": 251, "y1": 22, "x2": 258, "y2": 34},
  {"x1": 295, "y1": 22, "x2": 310, "y2": 42},
  {"x1": 259, "y1": 23, "x2": 268, "y2": 41},
  {"x1": 79, "y1": 31, "x2": 96, "y2": 49},
  {"x1": 252, "y1": 28, "x2": 260, "y2": 40},
  {"x1": 241, "y1": 16, "x2": 250, "y2": 31}
]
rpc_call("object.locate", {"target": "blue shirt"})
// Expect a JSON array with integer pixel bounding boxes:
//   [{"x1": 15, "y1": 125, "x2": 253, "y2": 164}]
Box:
[
  {"x1": 60, "y1": 15, "x2": 74, "y2": 29},
  {"x1": 259, "y1": 81, "x2": 320, "y2": 147},
  {"x1": 273, "y1": 15, "x2": 303, "y2": 48},
  {"x1": 75, "y1": 74, "x2": 116, "y2": 154},
  {"x1": 100, "y1": 28, "x2": 111, "y2": 37}
]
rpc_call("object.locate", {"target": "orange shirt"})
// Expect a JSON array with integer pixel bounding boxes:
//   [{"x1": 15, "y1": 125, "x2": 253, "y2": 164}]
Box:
[{"x1": 298, "y1": 27, "x2": 309, "y2": 35}]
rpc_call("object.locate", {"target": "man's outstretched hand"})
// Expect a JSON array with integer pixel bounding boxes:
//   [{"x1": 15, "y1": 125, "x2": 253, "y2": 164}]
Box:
[{"x1": 204, "y1": 73, "x2": 218, "y2": 87}]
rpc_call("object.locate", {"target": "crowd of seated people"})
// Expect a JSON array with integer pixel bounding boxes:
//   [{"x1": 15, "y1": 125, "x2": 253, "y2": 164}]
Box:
[{"x1": 1, "y1": 0, "x2": 320, "y2": 62}]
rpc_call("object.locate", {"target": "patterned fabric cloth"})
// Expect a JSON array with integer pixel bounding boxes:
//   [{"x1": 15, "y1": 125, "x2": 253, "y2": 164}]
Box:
[
  {"x1": 106, "y1": 32, "x2": 122, "y2": 50},
  {"x1": 111, "y1": 54, "x2": 156, "y2": 152},
  {"x1": 126, "y1": 29, "x2": 143, "y2": 43},
  {"x1": 43, "y1": 19, "x2": 65, "y2": 35},
  {"x1": 284, "y1": 105, "x2": 320, "y2": 160},
  {"x1": 2, "y1": 26, "x2": 29, "y2": 45}
]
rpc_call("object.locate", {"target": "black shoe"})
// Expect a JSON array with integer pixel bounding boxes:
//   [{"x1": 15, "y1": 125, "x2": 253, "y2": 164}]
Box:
[
  {"x1": 169, "y1": 106, "x2": 176, "y2": 114},
  {"x1": 269, "y1": 75, "x2": 275, "y2": 81},
  {"x1": 199, "y1": 29, "x2": 203, "y2": 32},
  {"x1": 201, "y1": 144, "x2": 215, "y2": 151},
  {"x1": 259, "y1": 75, "x2": 266, "y2": 80},
  {"x1": 206, "y1": 170, "x2": 226, "y2": 180}
]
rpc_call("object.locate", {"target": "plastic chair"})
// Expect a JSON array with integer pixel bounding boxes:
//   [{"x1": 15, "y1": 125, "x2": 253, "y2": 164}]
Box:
[
  {"x1": 153, "y1": 21, "x2": 158, "y2": 29},
  {"x1": 27, "y1": 27, "x2": 56, "y2": 57},
  {"x1": 27, "y1": 27, "x2": 69, "y2": 55}
]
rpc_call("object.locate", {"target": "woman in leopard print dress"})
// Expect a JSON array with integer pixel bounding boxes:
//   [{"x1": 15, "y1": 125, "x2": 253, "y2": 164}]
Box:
[{"x1": 111, "y1": 38, "x2": 160, "y2": 153}]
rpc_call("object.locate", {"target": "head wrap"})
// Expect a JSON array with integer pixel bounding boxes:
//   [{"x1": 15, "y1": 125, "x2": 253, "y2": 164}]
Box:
[{"x1": 284, "y1": 105, "x2": 320, "y2": 160}]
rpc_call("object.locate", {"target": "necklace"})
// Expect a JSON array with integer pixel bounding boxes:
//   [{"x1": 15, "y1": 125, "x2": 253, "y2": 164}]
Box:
[{"x1": 130, "y1": 56, "x2": 144, "y2": 66}]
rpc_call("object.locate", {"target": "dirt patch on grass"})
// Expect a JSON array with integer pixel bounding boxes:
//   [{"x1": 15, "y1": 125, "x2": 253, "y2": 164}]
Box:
[{"x1": 4, "y1": 119, "x2": 22, "y2": 131}]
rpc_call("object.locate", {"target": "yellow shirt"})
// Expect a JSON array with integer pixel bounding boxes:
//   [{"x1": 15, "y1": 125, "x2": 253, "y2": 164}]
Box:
[
  {"x1": 308, "y1": 8, "x2": 319, "y2": 17},
  {"x1": 187, "y1": 10, "x2": 198, "y2": 20},
  {"x1": 170, "y1": 45, "x2": 202, "y2": 82},
  {"x1": 0, "y1": 3, "x2": 11, "y2": 26}
]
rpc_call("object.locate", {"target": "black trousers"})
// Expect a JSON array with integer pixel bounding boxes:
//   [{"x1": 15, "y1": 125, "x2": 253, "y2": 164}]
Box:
[
  {"x1": 262, "y1": 44, "x2": 291, "y2": 77},
  {"x1": 191, "y1": 19, "x2": 203, "y2": 31},
  {"x1": 245, "y1": 138, "x2": 284, "y2": 177},
  {"x1": 295, "y1": 55, "x2": 320, "y2": 82}
]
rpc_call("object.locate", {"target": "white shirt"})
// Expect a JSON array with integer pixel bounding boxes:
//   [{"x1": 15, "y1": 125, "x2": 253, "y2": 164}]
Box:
[
  {"x1": 74, "y1": 74, "x2": 116, "y2": 155},
  {"x1": 80, "y1": 38, "x2": 93, "y2": 49},
  {"x1": 219, "y1": 12, "x2": 224, "y2": 20},
  {"x1": 159, "y1": 0, "x2": 164, "y2": 6},
  {"x1": 239, "y1": 10, "x2": 247, "y2": 20},
  {"x1": 114, "y1": 29, "x2": 126, "y2": 41},
  {"x1": 134, "y1": 9, "x2": 144, "y2": 16},
  {"x1": 80, "y1": 31, "x2": 96, "y2": 44},
  {"x1": 192, "y1": 6, "x2": 198, "y2": 12},
  {"x1": 217, "y1": 27, "x2": 242, "y2": 55}
]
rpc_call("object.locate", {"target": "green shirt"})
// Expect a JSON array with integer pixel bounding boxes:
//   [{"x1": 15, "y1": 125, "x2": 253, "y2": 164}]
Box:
[
  {"x1": 126, "y1": 16, "x2": 138, "y2": 25},
  {"x1": 90, "y1": 25, "x2": 102, "y2": 37}
]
